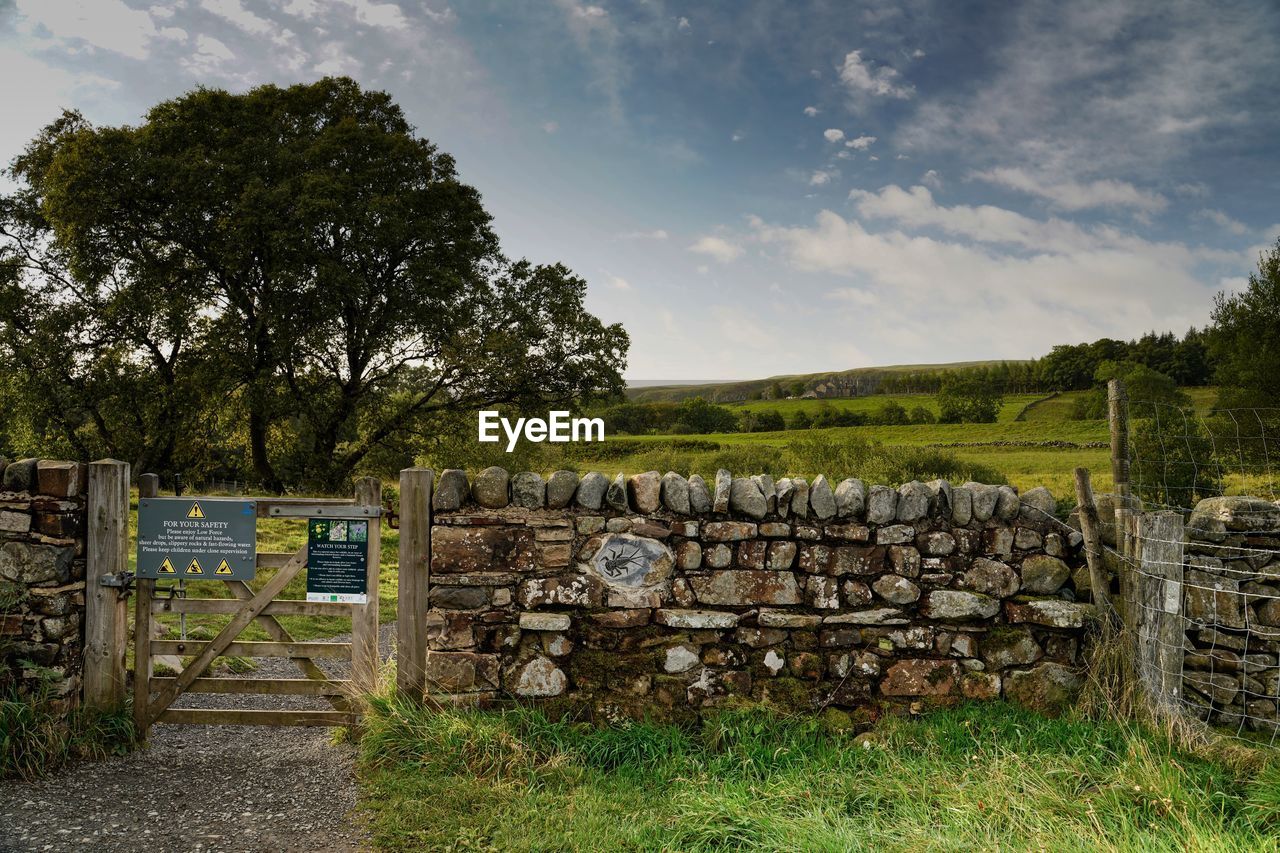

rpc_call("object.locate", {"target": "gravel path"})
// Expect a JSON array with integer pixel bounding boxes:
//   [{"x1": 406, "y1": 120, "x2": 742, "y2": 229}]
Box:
[{"x1": 0, "y1": 625, "x2": 395, "y2": 853}]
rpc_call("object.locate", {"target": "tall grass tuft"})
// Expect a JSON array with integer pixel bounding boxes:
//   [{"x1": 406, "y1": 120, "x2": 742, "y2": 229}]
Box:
[{"x1": 0, "y1": 683, "x2": 136, "y2": 780}]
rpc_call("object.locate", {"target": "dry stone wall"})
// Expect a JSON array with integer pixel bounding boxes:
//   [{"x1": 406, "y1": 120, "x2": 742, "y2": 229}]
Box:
[
  {"x1": 1181, "y1": 495, "x2": 1280, "y2": 733},
  {"x1": 0, "y1": 458, "x2": 89, "y2": 709},
  {"x1": 424, "y1": 466, "x2": 1096, "y2": 722}
]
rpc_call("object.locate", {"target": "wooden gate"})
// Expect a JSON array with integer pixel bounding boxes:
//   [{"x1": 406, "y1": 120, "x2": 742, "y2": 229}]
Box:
[{"x1": 131, "y1": 476, "x2": 383, "y2": 737}]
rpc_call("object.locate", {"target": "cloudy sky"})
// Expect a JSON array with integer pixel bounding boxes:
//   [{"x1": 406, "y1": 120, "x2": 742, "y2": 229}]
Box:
[{"x1": 3, "y1": 1, "x2": 1278, "y2": 380}]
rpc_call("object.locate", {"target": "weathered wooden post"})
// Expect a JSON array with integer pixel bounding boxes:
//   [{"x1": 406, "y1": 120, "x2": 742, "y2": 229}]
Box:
[
  {"x1": 132, "y1": 474, "x2": 159, "y2": 737},
  {"x1": 352, "y1": 477, "x2": 382, "y2": 693},
  {"x1": 1132, "y1": 511, "x2": 1185, "y2": 714},
  {"x1": 84, "y1": 459, "x2": 130, "y2": 710},
  {"x1": 1073, "y1": 467, "x2": 1117, "y2": 634},
  {"x1": 396, "y1": 468, "x2": 433, "y2": 700},
  {"x1": 1107, "y1": 377, "x2": 1138, "y2": 634}
]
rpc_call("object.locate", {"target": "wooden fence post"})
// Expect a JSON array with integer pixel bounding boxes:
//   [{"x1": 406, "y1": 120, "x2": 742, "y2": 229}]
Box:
[
  {"x1": 132, "y1": 474, "x2": 158, "y2": 737},
  {"x1": 1107, "y1": 377, "x2": 1138, "y2": 634},
  {"x1": 396, "y1": 468, "x2": 433, "y2": 700},
  {"x1": 84, "y1": 459, "x2": 130, "y2": 710},
  {"x1": 1132, "y1": 511, "x2": 1186, "y2": 714},
  {"x1": 352, "y1": 477, "x2": 382, "y2": 693},
  {"x1": 1073, "y1": 467, "x2": 1117, "y2": 634}
]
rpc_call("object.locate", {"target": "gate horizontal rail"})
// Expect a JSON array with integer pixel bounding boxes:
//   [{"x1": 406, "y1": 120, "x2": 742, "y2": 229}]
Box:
[
  {"x1": 151, "y1": 676, "x2": 352, "y2": 696},
  {"x1": 151, "y1": 598, "x2": 350, "y2": 617}
]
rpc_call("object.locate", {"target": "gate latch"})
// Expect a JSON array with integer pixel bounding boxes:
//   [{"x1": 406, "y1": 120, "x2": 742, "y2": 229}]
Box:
[{"x1": 98, "y1": 570, "x2": 136, "y2": 593}]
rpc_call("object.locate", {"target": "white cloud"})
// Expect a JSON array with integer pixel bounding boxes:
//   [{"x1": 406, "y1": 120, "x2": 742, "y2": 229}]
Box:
[
  {"x1": 919, "y1": 169, "x2": 942, "y2": 190},
  {"x1": 620, "y1": 229, "x2": 669, "y2": 240},
  {"x1": 911, "y1": 48, "x2": 926, "y2": 58},
  {"x1": 809, "y1": 170, "x2": 835, "y2": 186},
  {"x1": 542, "y1": 121, "x2": 559, "y2": 134},
  {"x1": 677, "y1": 16, "x2": 691, "y2": 32},
  {"x1": 14, "y1": 0, "x2": 161, "y2": 59},
  {"x1": 823, "y1": 128, "x2": 845, "y2": 143},
  {"x1": 606, "y1": 274, "x2": 632, "y2": 290},
  {"x1": 689, "y1": 235, "x2": 743, "y2": 263},
  {"x1": 181, "y1": 33, "x2": 236, "y2": 75},
  {"x1": 803, "y1": 106, "x2": 819, "y2": 117},
  {"x1": 844, "y1": 134, "x2": 876, "y2": 150},
  {"x1": 336, "y1": 0, "x2": 409, "y2": 29},
  {"x1": 555, "y1": 0, "x2": 625, "y2": 121},
  {"x1": 283, "y1": 0, "x2": 320, "y2": 17},
  {"x1": 828, "y1": 287, "x2": 879, "y2": 306},
  {"x1": 314, "y1": 51, "x2": 362, "y2": 75},
  {"x1": 201, "y1": 0, "x2": 274, "y2": 36},
  {"x1": 731, "y1": 131, "x2": 744, "y2": 142},
  {"x1": 750, "y1": 208, "x2": 1215, "y2": 357},
  {"x1": 1198, "y1": 209, "x2": 1249, "y2": 235},
  {"x1": 974, "y1": 167, "x2": 1167, "y2": 214},
  {"x1": 839, "y1": 49, "x2": 913, "y2": 99}
]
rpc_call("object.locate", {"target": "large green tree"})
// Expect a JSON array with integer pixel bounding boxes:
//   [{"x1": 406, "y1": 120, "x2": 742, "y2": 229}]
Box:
[
  {"x1": 1208, "y1": 237, "x2": 1280, "y2": 407},
  {"x1": 0, "y1": 78, "x2": 627, "y2": 490}
]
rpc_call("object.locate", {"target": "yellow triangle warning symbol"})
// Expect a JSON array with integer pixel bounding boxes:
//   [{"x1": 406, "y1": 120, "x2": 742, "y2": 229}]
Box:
[
  {"x1": 186, "y1": 502, "x2": 205, "y2": 519},
  {"x1": 185, "y1": 558, "x2": 204, "y2": 575},
  {"x1": 158, "y1": 557, "x2": 176, "y2": 574},
  {"x1": 214, "y1": 559, "x2": 233, "y2": 576}
]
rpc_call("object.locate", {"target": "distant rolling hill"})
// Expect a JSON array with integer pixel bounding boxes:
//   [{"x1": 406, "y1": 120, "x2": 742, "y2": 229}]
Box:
[{"x1": 625, "y1": 361, "x2": 1028, "y2": 403}]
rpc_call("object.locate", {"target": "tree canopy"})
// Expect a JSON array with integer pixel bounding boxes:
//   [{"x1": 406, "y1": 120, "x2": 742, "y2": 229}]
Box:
[
  {"x1": 1208, "y1": 237, "x2": 1280, "y2": 407},
  {"x1": 0, "y1": 78, "x2": 627, "y2": 490}
]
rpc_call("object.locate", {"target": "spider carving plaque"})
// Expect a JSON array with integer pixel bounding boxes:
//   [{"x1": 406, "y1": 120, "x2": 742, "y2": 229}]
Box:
[{"x1": 587, "y1": 533, "x2": 674, "y2": 590}]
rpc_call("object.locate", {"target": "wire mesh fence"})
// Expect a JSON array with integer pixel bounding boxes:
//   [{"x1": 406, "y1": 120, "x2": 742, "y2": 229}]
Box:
[{"x1": 1114, "y1": 387, "x2": 1280, "y2": 743}]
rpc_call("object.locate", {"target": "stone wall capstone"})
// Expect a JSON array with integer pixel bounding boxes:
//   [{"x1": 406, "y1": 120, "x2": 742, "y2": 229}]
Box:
[
  {"x1": 423, "y1": 468, "x2": 1095, "y2": 722},
  {"x1": 0, "y1": 458, "x2": 89, "y2": 710}
]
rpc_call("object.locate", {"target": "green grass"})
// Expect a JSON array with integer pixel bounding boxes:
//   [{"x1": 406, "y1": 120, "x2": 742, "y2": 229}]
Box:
[
  {"x1": 357, "y1": 699, "x2": 1280, "y2": 851},
  {"x1": 726, "y1": 393, "x2": 1043, "y2": 421},
  {"x1": 563, "y1": 419, "x2": 1113, "y2": 498}
]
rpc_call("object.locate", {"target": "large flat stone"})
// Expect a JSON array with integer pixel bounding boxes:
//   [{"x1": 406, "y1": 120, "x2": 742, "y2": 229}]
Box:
[
  {"x1": 431, "y1": 525, "x2": 536, "y2": 574},
  {"x1": 1005, "y1": 599, "x2": 1095, "y2": 629},
  {"x1": 881, "y1": 659, "x2": 960, "y2": 696},
  {"x1": 690, "y1": 570, "x2": 801, "y2": 606},
  {"x1": 424, "y1": 651, "x2": 500, "y2": 693},
  {"x1": 655, "y1": 609, "x2": 740, "y2": 629},
  {"x1": 921, "y1": 590, "x2": 1000, "y2": 621}
]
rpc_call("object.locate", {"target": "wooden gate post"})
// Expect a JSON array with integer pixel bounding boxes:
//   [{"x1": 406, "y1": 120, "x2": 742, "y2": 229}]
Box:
[
  {"x1": 85, "y1": 459, "x2": 130, "y2": 709},
  {"x1": 1132, "y1": 511, "x2": 1186, "y2": 714},
  {"x1": 353, "y1": 477, "x2": 382, "y2": 693},
  {"x1": 132, "y1": 474, "x2": 159, "y2": 737},
  {"x1": 396, "y1": 468, "x2": 433, "y2": 700}
]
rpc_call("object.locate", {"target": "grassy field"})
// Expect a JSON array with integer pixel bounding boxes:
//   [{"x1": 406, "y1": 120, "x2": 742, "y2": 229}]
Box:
[
  {"x1": 357, "y1": 699, "x2": 1280, "y2": 851},
  {"x1": 570, "y1": 417, "x2": 1113, "y2": 499},
  {"x1": 726, "y1": 392, "x2": 1045, "y2": 421}
]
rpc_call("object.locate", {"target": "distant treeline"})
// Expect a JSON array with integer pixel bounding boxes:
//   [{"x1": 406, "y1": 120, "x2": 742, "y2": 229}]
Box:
[
  {"x1": 602, "y1": 374, "x2": 1002, "y2": 436},
  {"x1": 808, "y1": 330, "x2": 1212, "y2": 398}
]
